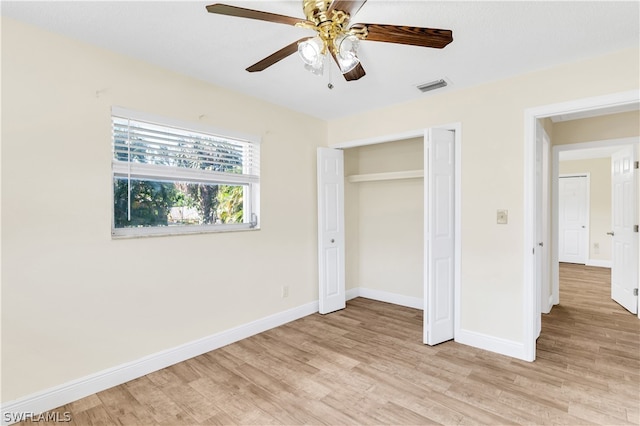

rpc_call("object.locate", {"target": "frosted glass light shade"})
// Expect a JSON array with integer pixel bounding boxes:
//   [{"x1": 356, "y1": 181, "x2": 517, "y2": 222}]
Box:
[
  {"x1": 298, "y1": 37, "x2": 325, "y2": 66},
  {"x1": 304, "y1": 61, "x2": 324, "y2": 76},
  {"x1": 335, "y1": 34, "x2": 360, "y2": 73}
]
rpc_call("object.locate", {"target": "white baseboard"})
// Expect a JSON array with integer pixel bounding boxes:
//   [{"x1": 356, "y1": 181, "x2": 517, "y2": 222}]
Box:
[
  {"x1": 348, "y1": 289, "x2": 528, "y2": 360},
  {"x1": 350, "y1": 290, "x2": 527, "y2": 360},
  {"x1": 585, "y1": 259, "x2": 612, "y2": 268},
  {"x1": 345, "y1": 287, "x2": 423, "y2": 309},
  {"x1": 345, "y1": 287, "x2": 360, "y2": 301},
  {"x1": 455, "y1": 328, "x2": 527, "y2": 361},
  {"x1": 1, "y1": 301, "x2": 319, "y2": 426},
  {"x1": 541, "y1": 293, "x2": 554, "y2": 314},
  {"x1": 2, "y1": 291, "x2": 535, "y2": 424}
]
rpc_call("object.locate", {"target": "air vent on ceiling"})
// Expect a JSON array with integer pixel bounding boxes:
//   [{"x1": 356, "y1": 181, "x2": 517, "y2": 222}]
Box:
[{"x1": 417, "y1": 78, "x2": 448, "y2": 93}]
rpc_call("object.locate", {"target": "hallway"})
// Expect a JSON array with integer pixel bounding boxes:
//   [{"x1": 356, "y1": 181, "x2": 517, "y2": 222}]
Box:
[{"x1": 536, "y1": 263, "x2": 639, "y2": 423}]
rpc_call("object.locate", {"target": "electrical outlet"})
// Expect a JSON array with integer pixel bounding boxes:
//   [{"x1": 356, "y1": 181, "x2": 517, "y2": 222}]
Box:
[
  {"x1": 282, "y1": 285, "x2": 289, "y2": 298},
  {"x1": 497, "y1": 209, "x2": 508, "y2": 225}
]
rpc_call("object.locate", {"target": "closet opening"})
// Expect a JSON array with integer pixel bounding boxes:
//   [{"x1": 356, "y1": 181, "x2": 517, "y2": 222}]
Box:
[{"x1": 318, "y1": 125, "x2": 461, "y2": 346}]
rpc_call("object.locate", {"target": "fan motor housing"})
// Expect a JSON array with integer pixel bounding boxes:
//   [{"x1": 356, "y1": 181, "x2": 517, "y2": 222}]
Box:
[{"x1": 303, "y1": 0, "x2": 333, "y2": 25}]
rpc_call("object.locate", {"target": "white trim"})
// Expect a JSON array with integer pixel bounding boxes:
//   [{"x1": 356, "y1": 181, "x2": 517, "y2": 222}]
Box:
[
  {"x1": 546, "y1": 294, "x2": 554, "y2": 312},
  {"x1": 345, "y1": 287, "x2": 423, "y2": 310},
  {"x1": 552, "y1": 137, "x2": 638, "y2": 306},
  {"x1": 111, "y1": 222, "x2": 256, "y2": 238},
  {"x1": 345, "y1": 287, "x2": 360, "y2": 301},
  {"x1": 454, "y1": 125, "x2": 462, "y2": 345},
  {"x1": 536, "y1": 123, "x2": 552, "y2": 319},
  {"x1": 0, "y1": 301, "x2": 318, "y2": 426},
  {"x1": 524, "y1": 90, "x2": 640, "y2": 363},
  {"x1": 454, "y1": 329, "x2": 526, "y2": 360},
  {"x1": 348, "y1": 287, "x2": 526, "y2": 360},
  {"x1": 586, "y1": 259, "x2": 612, "y2": 268},
  {"x1": 112, "y1": 162, "x2": 260, "y2": 185}
]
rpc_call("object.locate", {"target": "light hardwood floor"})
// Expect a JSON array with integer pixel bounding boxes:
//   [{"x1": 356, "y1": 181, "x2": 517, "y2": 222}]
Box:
[{"x1": 21, "y1": 264, "x2": 639, "y2": 425}]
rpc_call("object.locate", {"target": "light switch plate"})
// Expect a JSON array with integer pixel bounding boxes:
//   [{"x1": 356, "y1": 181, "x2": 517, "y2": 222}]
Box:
[{"x1": 497, "y1": 209, "x2": 508, "y2": 224}]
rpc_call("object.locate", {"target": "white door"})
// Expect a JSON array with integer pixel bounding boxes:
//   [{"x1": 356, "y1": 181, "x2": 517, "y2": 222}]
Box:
[
  {"x1": 611, "y1": 146, "x2": 638, "y2": 314},
  {"x1": 558, "y1": 176, "x2": 589, "y2": 264},
  {"x1": 424, "y1": 128, "x2": 455, "y2": 345},
  {"x1": 317, "y1": 147, "x2": 346, "y2": 314},
  {"x1": 534, "y1": 123, "x2": 550, "y2": 337}
]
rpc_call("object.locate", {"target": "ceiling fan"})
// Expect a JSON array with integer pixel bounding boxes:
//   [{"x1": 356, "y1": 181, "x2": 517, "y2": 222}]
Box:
[{"x1": 205, "y1": 0, "x2": 453, "y2": 82}]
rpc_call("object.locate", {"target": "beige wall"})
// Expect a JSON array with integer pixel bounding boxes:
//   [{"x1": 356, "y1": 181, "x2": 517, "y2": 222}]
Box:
[
  {"x1": 329, "y1": 47, "x2": 639, "y2": 342},
  {"x1": 551, "y1": 111, "x2": 639, "y2": 265},
  {"x1": 553, "y1": 110, "x2": 640, "y2": 145},
  {"x1": 344, "y1": 138, "x2": 423, "y2": 299},
  {"x1": 2, "y1": 15, "x2": 640, "y2": 405},
  {"x1": 1, "y1": 18, "x2": 325, "y2": 402},
  {"x1": 559, "y1": 159, "x2": 612, "y2": 262}
]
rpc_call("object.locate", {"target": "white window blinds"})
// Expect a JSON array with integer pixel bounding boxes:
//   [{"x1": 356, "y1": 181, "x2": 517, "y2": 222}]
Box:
[{"x1": 112, "y1": 114, "x2": 259, "y2": 184}]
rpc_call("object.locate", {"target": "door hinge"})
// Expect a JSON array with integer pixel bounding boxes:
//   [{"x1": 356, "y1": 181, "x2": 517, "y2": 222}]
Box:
[
  {"x1": 634, "y1": 288, "x2": 639, "y2": 296},
  {"x1": 635, "y1": 161, "x2": 639, "y2": 169},
  {"x1": 635, "y1": 225, "x2": 639, "y2": 233}
]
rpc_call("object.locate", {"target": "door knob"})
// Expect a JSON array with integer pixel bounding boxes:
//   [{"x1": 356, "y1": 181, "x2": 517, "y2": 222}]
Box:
[
  {"x1": 538, "y1": 242, "x2": 544, "y2": 247},
  {"x1": 606, "y1": 231, "x2": 614, "y2": 236},
  {"x1": 330, "y1": 239, "x2": 335, "y2": 243}
]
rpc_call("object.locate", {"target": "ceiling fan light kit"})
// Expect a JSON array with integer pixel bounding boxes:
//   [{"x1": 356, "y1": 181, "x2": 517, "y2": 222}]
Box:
[
  {"x1": 334, "y1": 34, "x2": 360, "y2": 73},
  {"x1": 298, "y1": 36, "x2": 325, "y2": 66},
  {"x1": 206, "y1": 0, "x2": 453, "y2": 82}
]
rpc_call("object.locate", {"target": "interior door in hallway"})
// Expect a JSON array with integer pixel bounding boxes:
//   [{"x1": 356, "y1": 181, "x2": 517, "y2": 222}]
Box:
[
  {"x1": 558, "y1": 175, "x2": 589, "y2": 264},
  {"x1": 611, "y1": 146, "x2": 638, "y2": 314}
]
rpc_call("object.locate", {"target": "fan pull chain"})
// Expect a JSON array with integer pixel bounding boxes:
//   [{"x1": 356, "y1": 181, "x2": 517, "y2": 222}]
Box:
[{"x1": 326, "y1": 54, "x2": 334, "y2": 90}]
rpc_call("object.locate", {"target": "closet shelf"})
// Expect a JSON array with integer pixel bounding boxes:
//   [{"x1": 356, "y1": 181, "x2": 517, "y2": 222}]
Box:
[{"x1": 346, "y1": 169, "x2": 424, "y2": 183}]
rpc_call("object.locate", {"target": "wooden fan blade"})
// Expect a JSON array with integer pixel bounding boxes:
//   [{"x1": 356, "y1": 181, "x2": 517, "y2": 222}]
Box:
[
  {"x1": 246, "y1": 37, "x2": 313, "y2": 72},
  {"x1": 352, "y1": 23, "x2": 453, "y2": 48},
  {"x1": 328, "y1": 0, "x2": 367, "y2": 18},
  {"x1": 330, "y1": 50, "x2": 366, "y2": 81},
  {"x1": 343, "y1": 62, "x2": 366, "y2": 81},
  {"x1": 206, "y1": 3, "x2": 310, "y2": 27}
]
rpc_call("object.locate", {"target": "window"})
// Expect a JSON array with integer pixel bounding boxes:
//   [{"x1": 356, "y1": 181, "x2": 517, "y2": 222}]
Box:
[{"x1": 111, "y1": 107, "x2": 260, "y2": 237}]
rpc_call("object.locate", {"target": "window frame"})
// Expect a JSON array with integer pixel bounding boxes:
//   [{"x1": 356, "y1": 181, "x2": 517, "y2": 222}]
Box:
[{"x1": 111, "y1": 106, "x2": 260, "y2": 238}]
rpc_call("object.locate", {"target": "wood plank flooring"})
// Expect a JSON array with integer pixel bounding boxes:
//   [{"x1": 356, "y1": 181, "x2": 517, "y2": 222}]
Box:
[{"x1": 19, "y1": 263, "x2": 639, "y2": 425}]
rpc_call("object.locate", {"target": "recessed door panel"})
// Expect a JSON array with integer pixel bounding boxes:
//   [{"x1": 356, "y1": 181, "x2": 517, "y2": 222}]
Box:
[
  {"x1": 558, "y1": 176, "x2": 588, "y2": 264},
  {"x1": 317, "y1": 148, "x2": 346, "y2": 314},
  {"x1": 611, "y1": 146, "x2": 638, "y2": 314}
]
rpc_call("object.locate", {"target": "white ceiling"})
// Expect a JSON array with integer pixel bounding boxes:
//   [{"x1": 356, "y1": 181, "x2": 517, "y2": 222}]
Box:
[{"x1": 2, "y1": 1, "x2": 639, "y2": 121}]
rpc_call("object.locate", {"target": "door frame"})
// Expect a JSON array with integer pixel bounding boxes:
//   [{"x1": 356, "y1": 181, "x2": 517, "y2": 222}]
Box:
[
  {"x1": 557, "y1": 173, "x2": 590, "y2": 265},
  {"x1": 535, "y1": 121, "x2": 551, "y2": 326},
  {"x1": 524, "y1": 90, "x2": 640, "y2": 361},
  {"x1": 552, "y1": 138, "x2": 639, "y2": 307},
  {"x1": 330, "y1": 122, "x2": 462, "y2": 341}
]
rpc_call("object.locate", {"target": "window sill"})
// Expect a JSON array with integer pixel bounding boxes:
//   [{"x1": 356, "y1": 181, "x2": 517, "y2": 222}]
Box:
[{"x1": 111, "y1": 224, "x2": 260, "y2": 239}]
